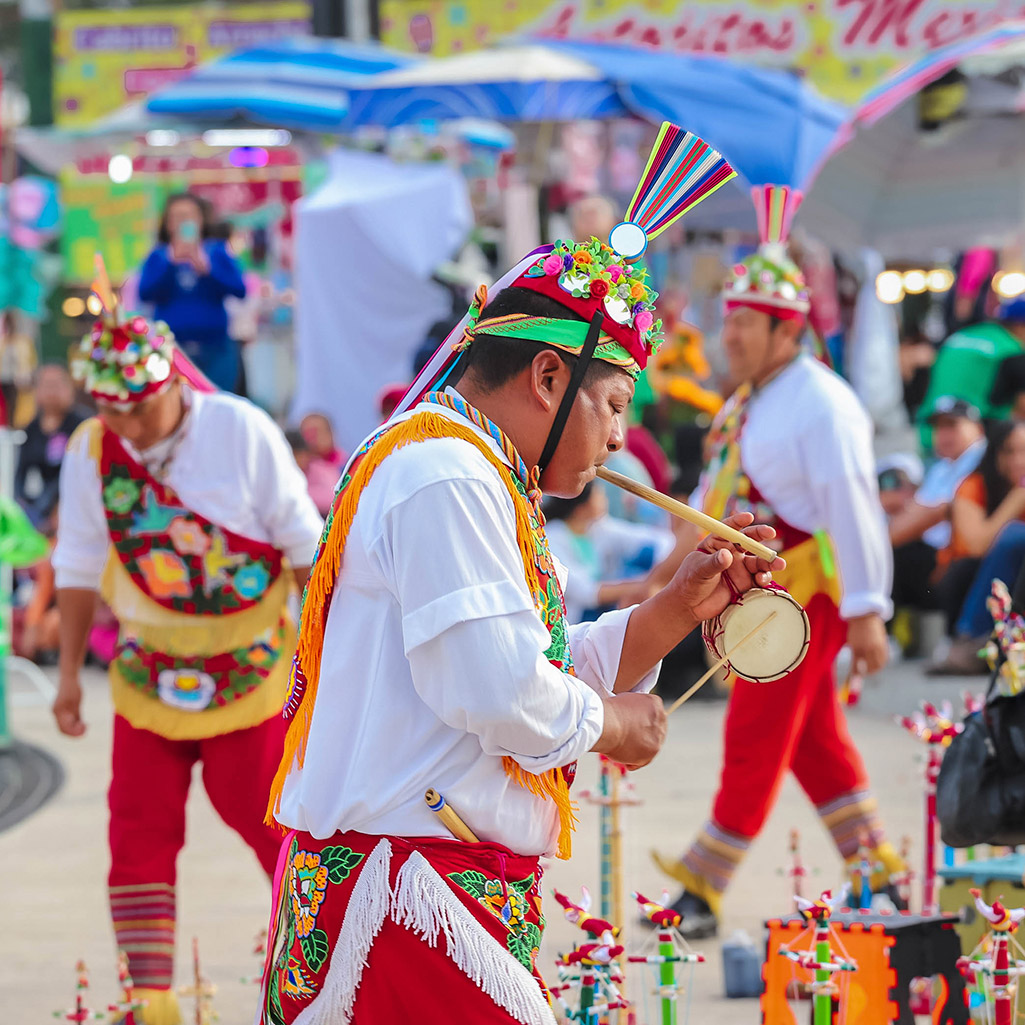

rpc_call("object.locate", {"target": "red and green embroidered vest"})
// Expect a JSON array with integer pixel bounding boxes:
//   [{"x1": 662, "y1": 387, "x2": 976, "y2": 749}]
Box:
[{"x1": 100, "y1": 425, "x2": 291, "y2": 713}]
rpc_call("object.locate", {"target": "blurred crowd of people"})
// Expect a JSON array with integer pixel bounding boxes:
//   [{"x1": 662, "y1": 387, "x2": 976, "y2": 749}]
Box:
[{"x1": 884, "y1": 296, "x2": 1025, "y2": 672}]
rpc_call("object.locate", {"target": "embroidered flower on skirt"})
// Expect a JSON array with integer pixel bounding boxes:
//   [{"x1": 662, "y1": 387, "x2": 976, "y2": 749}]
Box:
[
  {"x1": 263, "y1": 832, "x2": 549, "y2": 1025},
  {"x1": 290, "y1": 850, "x2": 330, "y2": 937},
  {"x1": 447, "y1": 868, "x2": 544, "y2": 974}
]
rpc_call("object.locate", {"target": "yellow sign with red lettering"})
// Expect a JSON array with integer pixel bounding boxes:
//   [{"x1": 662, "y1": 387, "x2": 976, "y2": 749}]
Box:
[{"x1": 379, "y1": 0, "x2": 1025, "y2": 104}]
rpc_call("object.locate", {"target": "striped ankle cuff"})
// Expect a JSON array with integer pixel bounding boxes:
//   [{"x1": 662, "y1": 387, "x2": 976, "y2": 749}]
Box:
[
  {"x1": 109, "y1": 882, "x2": 176, "y2": 989},
  {"x1": 816, "y1": 789, "x2": 885, "y2": 859},
  {"x1": 671, "y1": 820, "x2": 752, "y2": 909}
]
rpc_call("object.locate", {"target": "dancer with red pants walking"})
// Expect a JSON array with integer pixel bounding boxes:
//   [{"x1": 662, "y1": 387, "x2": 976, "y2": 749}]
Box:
[
  {"x1": 654, "y1": 187, "x2": 904, "y2": 938},
  {"x1": 52, "y1": 289, "x2": 322, "y2": 1024}
]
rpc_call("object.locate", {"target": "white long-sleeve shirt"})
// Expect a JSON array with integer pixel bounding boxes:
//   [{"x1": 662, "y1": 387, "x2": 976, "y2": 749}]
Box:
[
  {"x1": 692, "y1": 354, "x2": 893, "y2": 621},
  {"x1": 276, "y1": 398, "x2": 660, "y2": 857},
  {"x1": 53, "y1": 387, "x2": 324, "y2": 589}
]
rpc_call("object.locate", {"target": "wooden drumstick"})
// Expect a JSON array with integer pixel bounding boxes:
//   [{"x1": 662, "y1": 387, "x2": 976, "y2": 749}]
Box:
[
  {"x1": 596, "y1": 466, "x2": 777, "y2": 562},
  {"x1": 666, "y1": 611, "x2": 778, "y2": 714},
  {"x1": 425, "y1": 788, "x2": 480, "y2": 843}
]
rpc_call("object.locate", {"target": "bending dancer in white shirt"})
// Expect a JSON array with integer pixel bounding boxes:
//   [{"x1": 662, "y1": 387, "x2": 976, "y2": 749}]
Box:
[
  {"x1": 53, "y1": 306, "x2": 322, "y2": 1025},
  {"x1": 259, "y1": 234, "x2": 781, "y2": 1025}
]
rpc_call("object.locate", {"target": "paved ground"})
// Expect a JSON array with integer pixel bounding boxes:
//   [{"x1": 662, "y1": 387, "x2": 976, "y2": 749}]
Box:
[{"x1": 0, "y1": 660, "x2": 983, "y2": 1023}]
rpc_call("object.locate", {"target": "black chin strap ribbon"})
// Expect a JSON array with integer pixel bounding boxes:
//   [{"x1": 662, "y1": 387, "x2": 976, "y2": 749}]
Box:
[{"x1": 536, "y1": 310, "x2": 604, "y2": 475}]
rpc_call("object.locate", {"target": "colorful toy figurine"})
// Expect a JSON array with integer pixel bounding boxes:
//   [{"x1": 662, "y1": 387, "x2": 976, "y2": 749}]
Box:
[
  {"x1": 957, "y1": 889, "x2": 1025, "y2": 1025},
  {"x1": 778, "y1": 892, "x2": 858, "y2": 1025},
  {"x1": 54, "y1": 961, "x2": 105, "y2": 1023},
  {"x1": 629, "y1": 891, "x2": 706, "y2": 1025},
  {"x1": 552, "y1": 890, "x2": 629, "y2": 1024},
  {"x1": 897, "y1": 701, "x2": 964, "y2": 914}
]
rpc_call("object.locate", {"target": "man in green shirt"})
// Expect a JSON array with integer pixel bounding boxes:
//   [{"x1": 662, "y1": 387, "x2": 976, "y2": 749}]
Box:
[{"x1": 920, "y1": 298, "x2": 1025, "y2": 426}]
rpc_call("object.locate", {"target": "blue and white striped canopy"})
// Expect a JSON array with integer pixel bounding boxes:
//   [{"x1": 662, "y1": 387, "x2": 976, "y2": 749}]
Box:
[{"x1": 145, "y1": 37, "x2": 416, "y2": 130}]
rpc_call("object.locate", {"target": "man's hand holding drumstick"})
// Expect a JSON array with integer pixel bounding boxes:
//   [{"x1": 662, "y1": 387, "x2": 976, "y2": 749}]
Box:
[{"x1": 594, "y1": 512, "x2": 785, "y2": 770}]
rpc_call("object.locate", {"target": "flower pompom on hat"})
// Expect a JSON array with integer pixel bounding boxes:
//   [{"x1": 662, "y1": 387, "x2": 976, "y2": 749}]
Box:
[
  {"x1": 70, "y1": 254, "x2": 214, "y2": 407},
  {"x1": 723, "y1": 184, "x2": 811, "y2": 321},
  {"x1": 72, "y1": 315, "x2": 176, "y2": 408}
]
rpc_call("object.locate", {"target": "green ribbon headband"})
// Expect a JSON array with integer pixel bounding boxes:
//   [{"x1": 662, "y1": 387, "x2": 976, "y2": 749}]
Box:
[{"x1": 467, "y1": 314, "x2": 640, "y2": 378}]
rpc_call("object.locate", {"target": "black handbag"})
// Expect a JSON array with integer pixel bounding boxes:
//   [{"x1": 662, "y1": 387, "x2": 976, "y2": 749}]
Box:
[{"x1": 936, "y1": 669, "x2": 1025, "y2": 847}]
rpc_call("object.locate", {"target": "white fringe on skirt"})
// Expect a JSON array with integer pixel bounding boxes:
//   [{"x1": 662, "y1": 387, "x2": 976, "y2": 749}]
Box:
[
  {"x1": 290, "y1": 842, "x2": 556, "y2": 1025},
  {"x1": 292, "y1": 838, "x2": 392, "y2": 1025},
  {"x1": 392, "y1": 851, "x2": 557, "y2": 1025}
]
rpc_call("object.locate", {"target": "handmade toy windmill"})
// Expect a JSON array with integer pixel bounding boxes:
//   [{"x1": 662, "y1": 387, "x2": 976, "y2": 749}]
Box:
[
  {"x1": 107, "y1": 951, "x2": 148, "y2": 1022},
  {"x1": 579, "y1": 756, "x2": 640, "y2": 935},
  {"x1": 897, "y1": 700, "x2": 964, "y2": 915},
  {"x1": 177, "y1": 937, "x2": 217, "y2": 1025},
  {"x1": 958, "y1": 889, "x2": 1025, "y2": 1025},
  {"x1": 551, "y1": 887, "x2": 630, "y2": 1024},
  {"x1": 777, "y1": 891, "x2": 858, "y2": 1025},
  {"x1": 53, "y1": 961, "x2": 104, "y2": 1024},
  {"x1": 629, "y1": 891, "x2": 706, "y2": 1025}
]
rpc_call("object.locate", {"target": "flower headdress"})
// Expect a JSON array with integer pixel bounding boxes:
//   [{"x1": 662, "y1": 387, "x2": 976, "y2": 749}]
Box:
[
  {"x1": 723, "y1": 185, "x2": 811, "y2": 319},
  {"x1": 70, "y1": 256, "x2": 177, "y2": 409}
]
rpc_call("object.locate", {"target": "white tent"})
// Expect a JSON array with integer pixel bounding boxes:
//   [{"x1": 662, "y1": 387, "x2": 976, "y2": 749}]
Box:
[
  {"x1": 291, "y1": 149, "x2": 472, "y2": 450},
  {"x1": 801, "y1": 99, "x2": 1025, "y2": 260}
]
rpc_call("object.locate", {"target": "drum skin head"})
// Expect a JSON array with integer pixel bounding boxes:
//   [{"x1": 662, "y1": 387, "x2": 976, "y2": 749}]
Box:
[{"x1": 716, "y1": 589, "x2": 810, "y2": 683}]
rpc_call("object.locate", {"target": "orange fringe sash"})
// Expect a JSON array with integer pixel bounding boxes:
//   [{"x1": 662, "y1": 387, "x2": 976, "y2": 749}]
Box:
[{"x1": 266, "y1": 411, "x2": 578, "y2": 858}]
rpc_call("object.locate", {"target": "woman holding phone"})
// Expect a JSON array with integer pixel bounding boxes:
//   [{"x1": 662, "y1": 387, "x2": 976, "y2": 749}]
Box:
[{"x1": 138, "y1": 193, "x2": 247, "y2": 392}]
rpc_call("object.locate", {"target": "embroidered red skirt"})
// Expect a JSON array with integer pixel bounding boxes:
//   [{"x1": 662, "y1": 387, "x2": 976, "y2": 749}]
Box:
[{"x1": 259, "y1": 830, "x2": 555, "y2": 1025}]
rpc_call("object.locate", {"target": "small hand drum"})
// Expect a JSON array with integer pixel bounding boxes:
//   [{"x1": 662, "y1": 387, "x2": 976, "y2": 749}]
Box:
[{"x1": 702, "y1": 586, "x2": 810, "y2": 683}]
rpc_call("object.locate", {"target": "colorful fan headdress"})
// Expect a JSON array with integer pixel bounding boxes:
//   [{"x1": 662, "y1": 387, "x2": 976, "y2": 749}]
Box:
[
  {"x1": 399, "y1": 122, "x2": 737, "y2": 419},
  {"x1": 70, "y1": 255, "x2": 212, "y2": 408},
  {"x1": 723, "y1": 185, "x2": 810, "y2": 319}
]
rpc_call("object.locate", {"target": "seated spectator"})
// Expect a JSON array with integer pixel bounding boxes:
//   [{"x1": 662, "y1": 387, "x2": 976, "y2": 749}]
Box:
[
  {"x1": 299, "y1": 413, "x2": 345, "y2": 518},
  {"x1": 887, "y1": 399, "x2": 986, "y2": 609},
  {"x1": 544, "y1": 482, "x2": 676, "y2": 623},
  {"x1": 879, "y1": 453, "x2": 924, "y2": 518},
  {"x1": 12, "y1": 506, "x2": 118, "y2": 667},
  {"x1": 878, "y1": 454, "x2": 928, "y2": 650},
  {"x1": 12, "y1": 539, "x2": 60, "y2": 665},
  {"x1": 990, "y1": 352, "x2": 1025, "y2": 422},
  {"x1": 15, "y1": 364, "x2": 88, "y2": 530},
  {"x1": 930, "y1": 420, "x2": 1025, "y2": 673}
]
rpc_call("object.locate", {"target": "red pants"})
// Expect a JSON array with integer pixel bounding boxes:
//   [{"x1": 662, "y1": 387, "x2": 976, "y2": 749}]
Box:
[
  {"x1": 108, "y1": 713, "x2": 286, "y2": 989},
  {"x1": 712, "y1": 593, "x2": 866, "y2": 837}
]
